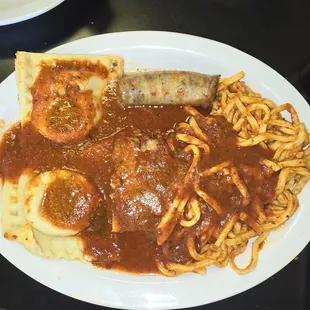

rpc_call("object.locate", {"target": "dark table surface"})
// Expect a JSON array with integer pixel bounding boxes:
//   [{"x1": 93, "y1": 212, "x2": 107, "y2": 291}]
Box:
[{"x1": 0, "y1": 0, "x2": 309, "y2": 309}]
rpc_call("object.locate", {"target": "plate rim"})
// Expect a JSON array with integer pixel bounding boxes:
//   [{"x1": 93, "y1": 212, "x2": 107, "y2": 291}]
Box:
[
  {"x1": 0, "y1": 0, "x2": 65, "y2": 26},
  {"x1": 0, "y1": 31, "x2": 309, "y2": 309}
]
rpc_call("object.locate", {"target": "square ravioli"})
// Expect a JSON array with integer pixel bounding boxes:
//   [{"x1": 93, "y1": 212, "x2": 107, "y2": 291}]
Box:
[
  {"x1": 15, "y1": 52, "x2": 124, "y2": 143},
  {"x1": 1, "y1": 173, "x2": 87, "y2": 261}
]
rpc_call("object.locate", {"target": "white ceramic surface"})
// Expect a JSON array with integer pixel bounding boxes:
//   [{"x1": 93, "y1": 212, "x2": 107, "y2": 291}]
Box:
[
  {"x1": 0, "y1": 31, "x2": 309, "y2": 310},
  {"x1": 0, "y1": 0, "x2": 65, "y2": 26}
]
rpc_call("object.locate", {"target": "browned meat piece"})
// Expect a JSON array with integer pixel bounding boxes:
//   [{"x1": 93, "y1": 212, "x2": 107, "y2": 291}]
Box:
[{"x1": 110, "y1": 135, "x2": 188, "y2": 232}]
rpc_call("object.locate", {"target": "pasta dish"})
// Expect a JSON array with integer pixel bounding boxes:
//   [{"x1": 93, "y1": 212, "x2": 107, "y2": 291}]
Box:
[{"x1": 0, "y1": 52, "x2": 309, "y2": 276}]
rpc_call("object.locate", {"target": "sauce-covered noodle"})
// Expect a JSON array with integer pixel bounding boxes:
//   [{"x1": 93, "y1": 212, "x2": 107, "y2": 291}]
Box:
[{"x1": 1, "y1": 66, "x2": 309, "y2": 276}]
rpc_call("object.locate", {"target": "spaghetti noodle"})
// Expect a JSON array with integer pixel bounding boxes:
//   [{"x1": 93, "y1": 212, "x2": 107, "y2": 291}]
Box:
[{"x1": 157, "y1": 72, "x2": 310, "y2": 276}]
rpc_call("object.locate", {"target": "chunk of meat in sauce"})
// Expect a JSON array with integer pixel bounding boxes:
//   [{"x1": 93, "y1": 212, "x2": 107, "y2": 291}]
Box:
[
  {"x1": 111, "y1": 135, "x2": 188, "y2": 232},
  {"x1": 0, "y1": 99, "x2": 279, "y2": 274}
]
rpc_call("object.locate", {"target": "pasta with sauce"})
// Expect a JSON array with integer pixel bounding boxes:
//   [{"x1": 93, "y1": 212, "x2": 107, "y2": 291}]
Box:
[
  {"x1": 1, "y1": 53, "x2": 309, "y2": 276},
  {"x1": 157, "y1": 72, "x2": 310, "y2": 275}
]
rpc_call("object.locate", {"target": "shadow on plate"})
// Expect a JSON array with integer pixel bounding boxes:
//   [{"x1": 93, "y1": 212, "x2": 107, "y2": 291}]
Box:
[{"x1": 0, "y1": 0, "x2": 113, "y2": 58}]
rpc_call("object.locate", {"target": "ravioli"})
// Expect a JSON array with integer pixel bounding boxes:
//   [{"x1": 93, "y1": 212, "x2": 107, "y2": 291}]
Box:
[
  {"x1": 1, "y1": 52, "x2": 125, "y2": 263},
  {"x1": 15, "y1": 52, "x2": 124, "y2": 143},
  {"x1": 24, "y1": 169, "x2": 102, "y2": 237},
  {"x1": 1, "y1": 169, "x2": 101, "y2": 261}
]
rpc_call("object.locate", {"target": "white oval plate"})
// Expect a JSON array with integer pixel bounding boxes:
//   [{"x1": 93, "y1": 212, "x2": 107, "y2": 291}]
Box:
[
  {"x1": 0, "y1": 31, "x2": 309, "y2": 310},
  {"x1": 0, "y1": 0, "x2": 65, "y2": 26}
]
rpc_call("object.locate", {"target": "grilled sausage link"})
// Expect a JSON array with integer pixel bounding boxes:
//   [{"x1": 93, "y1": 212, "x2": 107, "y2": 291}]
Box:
[{"x1": 119, "y1": 71, "x2": 220, "y2": 107}]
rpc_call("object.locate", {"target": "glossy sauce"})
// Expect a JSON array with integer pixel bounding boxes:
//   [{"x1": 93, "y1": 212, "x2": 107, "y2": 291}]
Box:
[
  {"x1": 31, "y1": 60, "x2": 108, "y2": 143},
  {"x1": 0, "y1": 62, "x2": 278, "y2": 274},
  {"x1": 39, "y1": 172, "x2": 101, "y2": 231}
]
